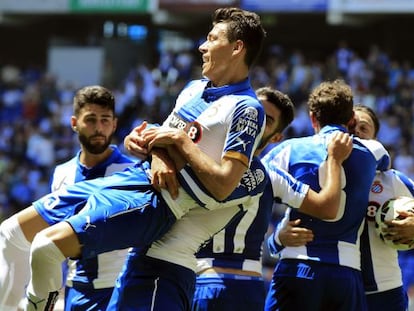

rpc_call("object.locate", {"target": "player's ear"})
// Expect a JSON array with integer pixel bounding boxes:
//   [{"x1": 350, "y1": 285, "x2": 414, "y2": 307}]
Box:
[
  {"x1": 71, "y1": 117, "x2": 78, "y2": 132},
  {"x1": 270, "y1": 133, "x2": 283, "y2": 144},
  {"x1": 309, "y1": 111, "x2": 318, "y2": 130},
  {"x1": 112, "y1": 117, "x2": 118, "y2": 132},
  {"x1": 347, "y1": 111, "x2": 356, "y2": 134},
  {"x1": 232, "y1": 40, "x2": 244, "y2": 55}
]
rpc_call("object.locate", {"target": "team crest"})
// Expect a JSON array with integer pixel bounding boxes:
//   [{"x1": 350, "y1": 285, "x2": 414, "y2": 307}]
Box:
[{"x1": 371, "y1": 181, "x2": 383, "y2": 194}]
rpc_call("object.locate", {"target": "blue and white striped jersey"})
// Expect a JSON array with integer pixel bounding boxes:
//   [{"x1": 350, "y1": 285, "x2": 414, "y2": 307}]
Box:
[
  {"x1": 195, "y1": 164, "x2": 309, "y2": 274},
  {"x1": 39, "y1": 145, "x2": 134, "y2": 224},
  {"x1": 41, "y1": 145, "x2": 134, "y2": 289},
  {"x1": 264, "y1": 125, "x2": 390, "y2": 270},
  {"x1": 124, "y1": 77, "x2": 267, "y2": 273},
  {"x1": 362, "y1": 169, "x2": 414, "y2": 294},
  {"x1": 158, "y1": 78, "x2": 266, "y2": 218}
]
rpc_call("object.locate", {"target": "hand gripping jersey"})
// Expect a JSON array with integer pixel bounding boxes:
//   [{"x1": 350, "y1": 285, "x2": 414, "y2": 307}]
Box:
[
  {"x1": 160, "y1": 78, "x2": 265, "y2": 218},
  {"x1": 32, "y1": 78, "x2": 265, "y2": 261},
  {"x1": 263, "y1": 125, "x2": 390, "y2": 270},
  {"x1": 109, "y1": 158, "x2": 310, "y2": 311},
  {"x1": 39, "y1": 145, "x2": 134, "y2": 291},
  {"x1": 195, "y1": 164, "x2": 309, "y2": 274},
  {"x1": 361, "y1": 169, "x2": 414, "y2": 294}
]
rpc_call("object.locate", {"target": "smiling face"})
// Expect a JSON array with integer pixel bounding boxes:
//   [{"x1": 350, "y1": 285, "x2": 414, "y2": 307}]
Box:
[{"x1": 198, "y1": 22, "x2": 239, "y2": 86}]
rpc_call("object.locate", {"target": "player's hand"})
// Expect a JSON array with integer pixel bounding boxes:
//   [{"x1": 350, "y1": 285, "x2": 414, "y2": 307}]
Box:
[
  {"x1": 328, "y1": 132, "x2": 352, "y2": 164},
  {"x1": 151, "y1": 148, "x2": 179, "y2": 199},
  {"x1": 383, "y1": 210, "x2": 414, "y2": 244},
  {"x1": 279, "y1": 219, "x2": 314, "y2": 247},
  {"x1": 142, "y1": 127, "x2": 189, "y2": 151},
  {"x1": 124, "y1": 122, "x2": 149, "y2": 160}
]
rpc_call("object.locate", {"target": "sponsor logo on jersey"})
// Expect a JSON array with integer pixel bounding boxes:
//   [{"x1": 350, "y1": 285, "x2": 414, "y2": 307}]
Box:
[
  {"x1": 236, "y1": 137, "x2": 251, "y2": 152},
  {"x1": 168, "y1": 113, "x2": 202, "y2": 143},
  {"x1": 241, "y1": 168, "x2": 266, "y2": 192},
  {"x1": 235, "y1": 107, "x2": 259, "y2": 138},
  {"x1": 53, "y1": 176, "x2": 68, "y2": 192},
  {"x1": 83, "y1": 215, "x2": 96, "y2": 231}
]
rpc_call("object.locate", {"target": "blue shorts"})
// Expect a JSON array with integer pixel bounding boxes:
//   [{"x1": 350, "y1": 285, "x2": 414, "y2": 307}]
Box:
[
  {"x1": 34, "y1": 162, "x2": 177, "y2": 260},
  {"x1": 398, "y1": 250, "x2": 414, "y2": 292},
  {"x1": 366, "y1": 286, "x2": 408, "y2": 311},
  {"x1": 64, "y1": 285, "x2": 113, "y2": 311},
  {"x1": 265, "y1": 259, "x2": 367, "y2": 311},
  {"x1": 192, "y1": 273, "x2": 266, "y2": 311},
  {"x1": 108, "y1": 250, "x2": 196, "y2": 311}
]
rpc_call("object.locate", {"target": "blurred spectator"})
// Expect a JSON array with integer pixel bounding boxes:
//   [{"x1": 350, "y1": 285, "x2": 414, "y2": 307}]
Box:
[{"x1": 1, "y1": 41, "x2": 414, "y2": 300}]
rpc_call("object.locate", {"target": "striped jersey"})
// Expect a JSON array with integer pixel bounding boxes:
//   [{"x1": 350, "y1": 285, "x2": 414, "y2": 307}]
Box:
[
  {"x1": 362, "y1": 169, "x2": 414, "y2": 294},
  {"x1": 47, "y1": 145, "x2": 134, "y2": 289},
  {"x1": 264, "y1": 125, "x2": 390, "y2": 270},
  {"x1": 157, "y1": 78, "x2": 265, "y2": 219},
  {"x1": 147, "y1": 157, "x2": 309, "y2": 273},
  {"x1": 195, "y1": 164, "x2": 309, "y2": 274}
]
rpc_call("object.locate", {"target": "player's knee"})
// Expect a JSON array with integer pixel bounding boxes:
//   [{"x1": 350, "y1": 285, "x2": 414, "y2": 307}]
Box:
[
  {"x1": 0, "y1": 215, "x2": 30, "y2": 251},
  {"x1": 31, "y1": 233, "x2": 66, "y2": 269},
  {"x1": 0, "y1": 217, "x2": 15, "y2": 241},
  {"x1": 31, "y1": 233, "x2": 54, "y2": 268}
]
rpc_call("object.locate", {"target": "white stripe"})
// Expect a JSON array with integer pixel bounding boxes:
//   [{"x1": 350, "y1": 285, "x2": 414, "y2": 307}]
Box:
[
  {"x1": 180, "y1": 169, "x2": 215, "y2": 207},
  {"x1": 151, "y1": 277, "x2": 159, "y2": 311}
]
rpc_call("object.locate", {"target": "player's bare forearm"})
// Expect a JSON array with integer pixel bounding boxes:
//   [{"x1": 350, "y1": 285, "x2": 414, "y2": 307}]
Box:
[
  {"x1": 173, "y1": 136, "x2": 246, "y2": 201},
  {"x1": 144, "y1": 127, "x2": 246, "y2": 201},
  {"x1": 150, "y1": 148, "x2": 179, "y2": 198}
]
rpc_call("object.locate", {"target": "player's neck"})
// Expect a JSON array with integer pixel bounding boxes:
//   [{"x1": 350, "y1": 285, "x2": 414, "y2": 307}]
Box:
[{"x1": 80, "y1": 148, "x2": 113, "y2": 168}]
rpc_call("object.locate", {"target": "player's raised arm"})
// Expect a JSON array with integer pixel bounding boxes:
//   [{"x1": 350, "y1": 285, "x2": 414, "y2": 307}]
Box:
[{"x1": 299, "y1": 132, "x2": 352, "y2": 219}]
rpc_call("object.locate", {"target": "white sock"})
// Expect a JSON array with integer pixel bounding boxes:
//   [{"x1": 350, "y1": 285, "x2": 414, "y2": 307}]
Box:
[
  {"x1": 0, "y1": 215, "x2": 32, "y2": 309},
  {"x1": 26, "y1": 233, "x2": 66, "y2": 299}
]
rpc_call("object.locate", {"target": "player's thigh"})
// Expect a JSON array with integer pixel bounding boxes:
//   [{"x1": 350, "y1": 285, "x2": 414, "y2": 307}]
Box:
[
  {"x1": 64, "y1": 286, "x2": 113, "y2": 311},
  {"x1": 193, "y1": 277, "x2": 265, "y2": 311},
  {"x1": 366, "y1": 287, "x2": 408, "y2": 311}
]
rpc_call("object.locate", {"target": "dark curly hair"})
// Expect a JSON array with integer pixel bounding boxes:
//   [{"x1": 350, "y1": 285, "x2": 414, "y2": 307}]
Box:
[
  {"x1": 308, "y1": 79, "x2": 354, "y2": 127},
  {"x1": 73, "y1": 85, "x2": 115, "y2": 117}
]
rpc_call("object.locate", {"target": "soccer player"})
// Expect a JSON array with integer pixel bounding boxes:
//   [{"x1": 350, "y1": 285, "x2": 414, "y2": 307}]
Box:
[
  {"x1": 190, "y1": 87, "x2": 300, "y2": 311},
  {"x1": 263, "y1": 80, "x2": 390, "y2": 311},
  {"x1": 355, "y1": 105, "x2": 413, "y2": 311},
  {"x1": 107, "y1": 87, "x2": 353, "y2": 311},
  {"x1": 0, "y1": 85, "x2": 134, "y2": 311},
  {"x1": 275, "y1": 104, "x2": 414, "y2": 311},
  {"x1": 22, "y1": 7, "x2": 267, "y2": 311}
]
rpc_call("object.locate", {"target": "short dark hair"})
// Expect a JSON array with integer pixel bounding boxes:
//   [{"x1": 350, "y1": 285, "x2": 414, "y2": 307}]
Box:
[
  {"x1": 212, "y1": 7, "x2": 266, "y2": 67},
  {"x1": 354, "y1": 104, "x2": 380, "y2": 137},
  {"x1": 73, "y1": 85, "x2": 115, "y2": 116},
  {"x1": 256, "y1": 86, "x2": 295, "y2": 133},
  {"x1": 308, "y1": 79, "x2": 354, "y2": 127}
]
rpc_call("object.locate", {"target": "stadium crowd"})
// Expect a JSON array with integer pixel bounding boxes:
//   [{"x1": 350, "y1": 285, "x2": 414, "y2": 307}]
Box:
[{"x1": 1, "y1": 39, "x2": 414, "y2": 302}]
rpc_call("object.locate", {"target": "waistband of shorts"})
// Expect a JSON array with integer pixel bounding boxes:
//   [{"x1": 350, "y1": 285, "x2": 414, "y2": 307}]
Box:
[
  {"x1": 197, "y1": 272, "x2": 263, "y2": 282},
  {"x1": 196, "y1": 258, "x2": 262, "y2": 274},
  {"x1": 67, "y1": 280, "x2": 115, "y2": 290}
]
